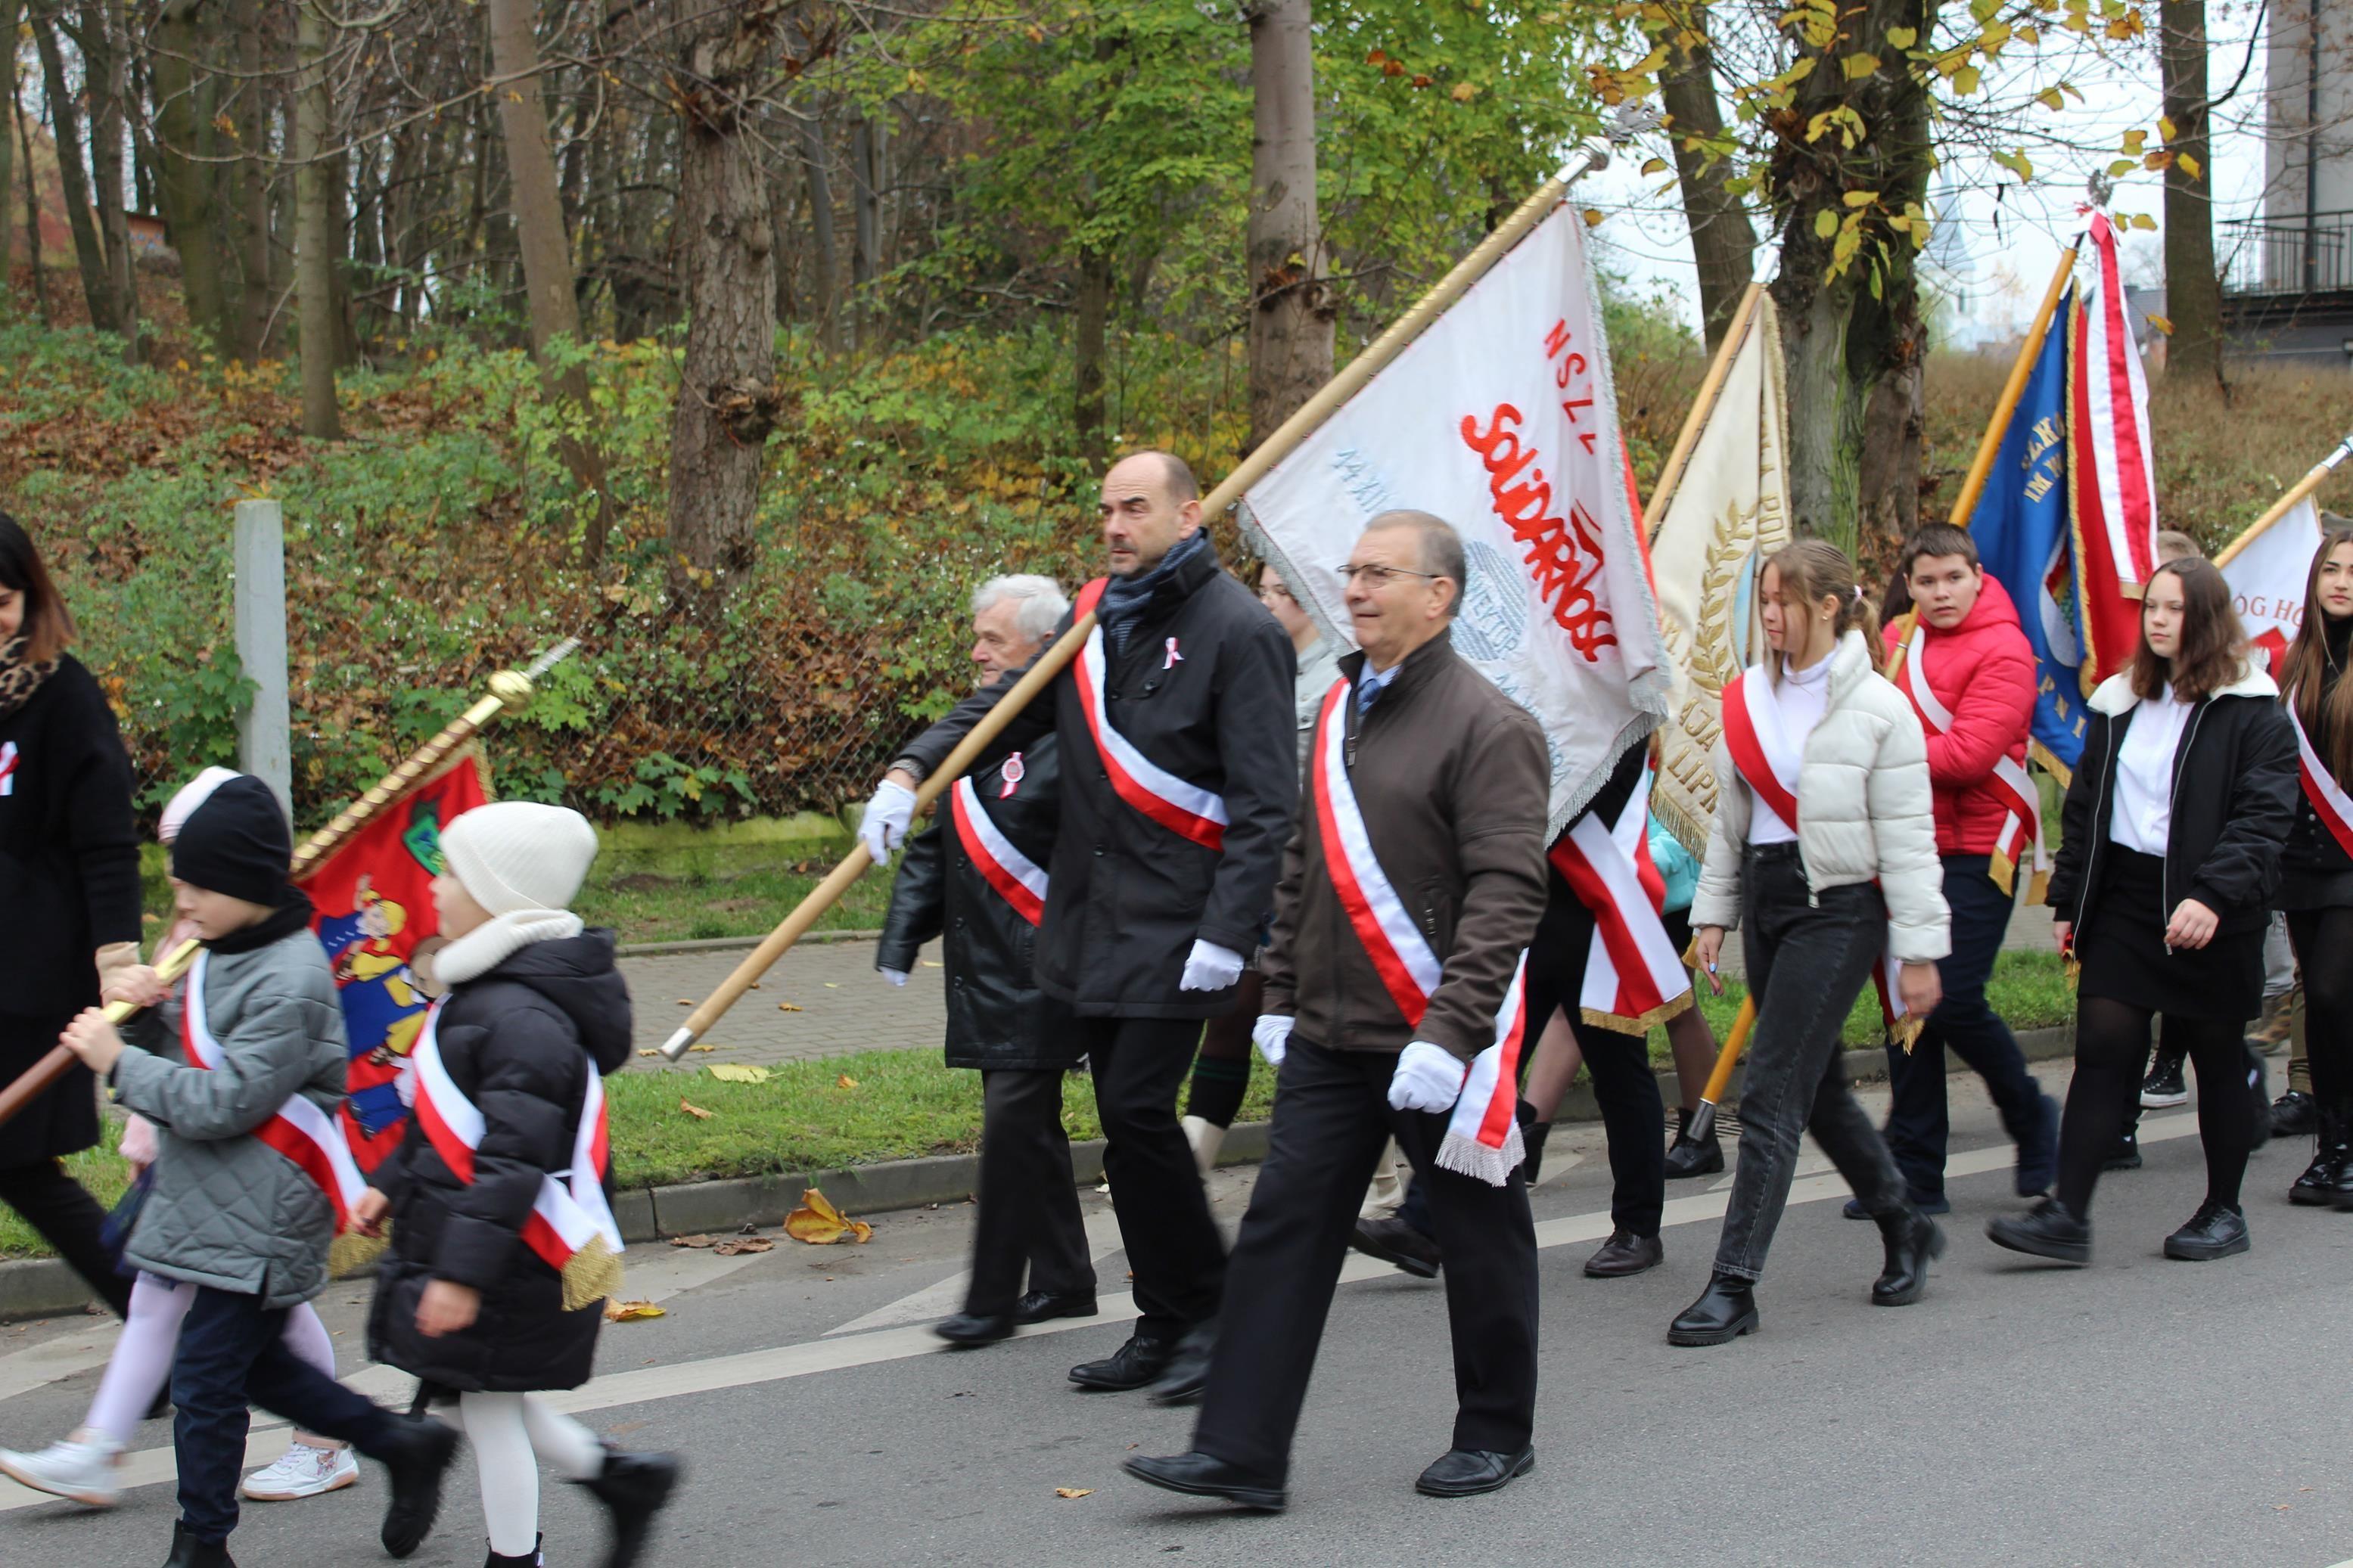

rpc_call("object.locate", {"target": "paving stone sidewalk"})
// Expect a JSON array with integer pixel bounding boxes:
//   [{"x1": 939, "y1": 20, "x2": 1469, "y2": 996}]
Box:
[{"x1": 617, "y1": 891, "x2": 2060, "y2": 1070}]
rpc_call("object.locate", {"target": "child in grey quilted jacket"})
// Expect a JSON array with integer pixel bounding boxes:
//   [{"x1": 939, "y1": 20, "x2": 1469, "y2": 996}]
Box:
[{"x1": 54, "y1": 772, "x2": 461, "y2": 1568}]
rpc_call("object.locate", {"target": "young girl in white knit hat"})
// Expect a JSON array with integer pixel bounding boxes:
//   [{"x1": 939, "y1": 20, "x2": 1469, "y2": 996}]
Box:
[{"x1": 352, "y1": 801, "x2": 680, "y2": 1567}]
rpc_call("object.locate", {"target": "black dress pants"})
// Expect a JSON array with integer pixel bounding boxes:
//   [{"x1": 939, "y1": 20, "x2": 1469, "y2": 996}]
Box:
[
  {"x1": 1073, "y1": 1012, "x2": 1226, "y2": 1337},
  {"x1": 0, "y1": 1160, "x2": 133, "y2": 1318},
  {"x1": 1193, "y1": 1039, "x2": 1538, "y2": 1481},
  {"x1": 965, "y1": 1067, "x2": 1095, "y2": 1316},
  {"x1": 1525, "y1": 882, "x2": 1665, "y2": 1237}
]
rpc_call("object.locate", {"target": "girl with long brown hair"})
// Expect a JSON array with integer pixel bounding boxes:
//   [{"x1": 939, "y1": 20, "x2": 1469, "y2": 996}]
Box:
[
  {"x1": 2271, "y1": 527, "x2": 2353, "y2": 1207},
  {"x1": 1991, "y1": 557, "x2": 2296, "y2": 1265}
]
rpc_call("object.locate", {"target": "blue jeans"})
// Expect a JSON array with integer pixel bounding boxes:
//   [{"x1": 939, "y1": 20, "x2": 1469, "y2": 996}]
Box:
[
  {"x1": 174, "y1": 1284, "x2": 399, "y2": 1545},
  {"x1": 1882, "y1": 855, "x2": 2048, "y2": 1200},
  {"x1": 1713, "y1": 847, "x2": 1910, "y2": 1281}
]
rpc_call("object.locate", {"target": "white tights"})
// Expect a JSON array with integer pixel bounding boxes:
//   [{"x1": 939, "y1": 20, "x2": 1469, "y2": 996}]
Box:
[
  {"x1": 455, "y1": 1391, "x2": 606, "y2": 1557},
  {"x1": 84, "y1": 1274, "x2": 336, "y2": 1444}
]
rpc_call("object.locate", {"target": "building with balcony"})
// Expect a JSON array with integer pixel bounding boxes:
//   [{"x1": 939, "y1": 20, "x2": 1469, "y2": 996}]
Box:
[{"x1": 2223, "y1": 0, "x2": 2353, "y2": 368}]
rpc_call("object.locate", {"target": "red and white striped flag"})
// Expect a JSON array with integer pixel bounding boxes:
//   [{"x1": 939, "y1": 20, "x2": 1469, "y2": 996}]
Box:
[{"x1": 2066, "y1": 212, "x2": 2159, "y2": 682}]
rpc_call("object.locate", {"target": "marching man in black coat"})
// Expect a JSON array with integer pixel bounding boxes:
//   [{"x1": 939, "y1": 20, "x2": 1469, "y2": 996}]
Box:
[
  {"x1": 875, "y1": 573, "x2": 1099, "y2": 1346},
  {"x1": 358, "y1": 803, "x2": 679, "y2": 1568},
  {"x1": 861, "y1": 451, "x2": 1297, "y2": 1401}
]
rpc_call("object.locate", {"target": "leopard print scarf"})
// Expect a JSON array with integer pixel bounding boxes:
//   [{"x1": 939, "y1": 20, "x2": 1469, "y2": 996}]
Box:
[{"x1": 0, "y1": 635, "x2": 57, "y2": 722}]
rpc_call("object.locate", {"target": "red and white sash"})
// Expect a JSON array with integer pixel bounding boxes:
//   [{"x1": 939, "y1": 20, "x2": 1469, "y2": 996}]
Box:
[
  {"x1": 182, "y1": 952, "x2": 368, "y2": 1234},
  {"x1": 1720, "y1": 669, "x2": 1910, "y2": 1032},
  {"x1": 1070, "y1": 578, "x2": 1229, "y2": 850},
  {"x1": 2286, "y1": 703, "x2": 2353, "y2": 859},
  {"x1": 950, "y1": 775, "x2": 1048, "y2": 926},
  {"x1": 412, "y1": 1006, "x2": 625, "y2": 1281},
  {"x1": 1310, "y1": 678, "x2": 1528, "y2": 1185},
  {"x1": 1547, "y1": 763, "x2": 1692, "y2": 1032},
  {"x1": 1892, "y1": 621, "x2": 2049, "y2": 899}
]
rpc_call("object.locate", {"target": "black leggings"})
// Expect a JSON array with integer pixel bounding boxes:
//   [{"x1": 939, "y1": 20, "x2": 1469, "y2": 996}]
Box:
[
  {"x1": 0, "y1": 1160, "x2": 134, "y2": 1318},
  {"x1": 2286, "y1": 908, "x2": 2353, "y2": 1112},
  {"x1": 2057, "y1": 998, "x2": 2258, "y2": 1218},
  {"x1": 1185, "y1": 970, "x2": 1263, "y2": 1130}
]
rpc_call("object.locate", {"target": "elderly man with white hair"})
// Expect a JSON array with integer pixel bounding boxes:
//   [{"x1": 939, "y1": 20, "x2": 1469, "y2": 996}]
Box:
[{"x1": 875, "y1": 573, "x2": 1100, "y2": 1346}]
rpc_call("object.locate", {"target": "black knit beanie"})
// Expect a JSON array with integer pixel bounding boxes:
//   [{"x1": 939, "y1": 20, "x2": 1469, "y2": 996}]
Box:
[{"x1": 170, "y1": 774, "x2": 292, "y2": 907}]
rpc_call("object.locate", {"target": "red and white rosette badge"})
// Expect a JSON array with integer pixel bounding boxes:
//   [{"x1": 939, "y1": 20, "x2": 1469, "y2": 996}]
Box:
[{"x1": 1310, "y1": 679, "x2": 1528, "y2": 1185}]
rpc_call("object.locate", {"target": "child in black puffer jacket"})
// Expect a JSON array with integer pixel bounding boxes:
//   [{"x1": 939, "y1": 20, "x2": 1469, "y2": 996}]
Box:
[{"x1": 357, "y1": 802, "x2": 679, "y2": 1568}]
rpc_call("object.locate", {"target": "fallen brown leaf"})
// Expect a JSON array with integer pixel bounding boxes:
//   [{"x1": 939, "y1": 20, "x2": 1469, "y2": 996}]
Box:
[
  {"x1": 676, "y1": 998, "x2": 693, "y2": 1005},
  {"x1": 670, "y1": 1234, "x2": 716, "y2": 1249},
  {"x1": 689, "y1": 1044, "x2": 716, "y2": 1053},
  {"x1": 636, "y1": 1049, "x2": 661, "y2": 1057},
  {"x1": 679, "y1": 1098, "x2": 713, "y2": 1120},
  {"x1": 1054, "y1": 1488, "x2": 1093, "y2": 1500},
  {"x1": 713, "y1": 1236, "x2": 775, "y2": 1256},
  {"x1": 837, "y1": 1074, "x2": 859, "y2": 1089},
  {"x1": 785, "y1": 1188, "x2": 875, "y2": 1246},
  {"x1": 604, "y1": 1299, "x2": 666, "y2": 1321},
  {"x1": 777, "y1": 1002, "x2": 803, "y2": 1012}
]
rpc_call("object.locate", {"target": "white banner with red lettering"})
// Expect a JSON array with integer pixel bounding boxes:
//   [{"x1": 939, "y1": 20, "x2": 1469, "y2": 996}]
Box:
[
  {"x1": 2221, "y1": 496, "x2": 2325, "y2": 677},
  {"x1": 1243, "y1": 202, "x2": 1673, "y2": 834}
]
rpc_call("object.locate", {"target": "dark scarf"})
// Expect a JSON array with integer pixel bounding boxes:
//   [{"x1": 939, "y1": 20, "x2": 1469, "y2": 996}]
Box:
[
  {"x1": 209, "y1": 891, "x2": 317, "y2": 955},
  {"x1": 1099, "y1": 529, "x2": 1210, "y2": 654},
  {"x1": 0, "y1": 635, "x2": 57, "y2": 722}
]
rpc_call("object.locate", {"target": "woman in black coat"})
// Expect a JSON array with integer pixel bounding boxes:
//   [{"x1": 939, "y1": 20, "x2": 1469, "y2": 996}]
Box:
[
  {"x1": 0, "y1": 513, "x2": 141, "y2": 1318},
  {"x1": 1989, "y1": 557, "x2": 2295, "y2": 1267}
]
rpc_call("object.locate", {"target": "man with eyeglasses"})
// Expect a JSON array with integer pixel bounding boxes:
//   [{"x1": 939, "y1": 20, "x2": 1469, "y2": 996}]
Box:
[
  {"x1": 1124, "y1": 510, "x2": 1550, "y2": 1511},
  {"x1": 858, "y1": 450, "x2": 1297, "y2": 1403}
]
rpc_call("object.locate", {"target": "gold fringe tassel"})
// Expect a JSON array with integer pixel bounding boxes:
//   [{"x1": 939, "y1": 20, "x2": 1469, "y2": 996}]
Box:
[
  {"x1": 561, "y1": 1235, "x2": 626, "y2": 1312},
  {"x1": 328, "y1": 1228, "x2": 390, "y2": 1280}
]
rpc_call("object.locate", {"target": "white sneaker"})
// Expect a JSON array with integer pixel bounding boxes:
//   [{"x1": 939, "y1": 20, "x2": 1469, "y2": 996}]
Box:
[
  {"x1": 241, "y1": 1439, "x2": 359, "y2": 1501},
  {"x1": 0, "y1": 1433, "x2": 124, "y2": 1507}
]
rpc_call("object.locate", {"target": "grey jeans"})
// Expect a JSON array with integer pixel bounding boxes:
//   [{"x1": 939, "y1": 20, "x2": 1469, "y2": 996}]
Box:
[{"x1": 1714, "y1": 845, "x2": 1911, "y2": 1281}]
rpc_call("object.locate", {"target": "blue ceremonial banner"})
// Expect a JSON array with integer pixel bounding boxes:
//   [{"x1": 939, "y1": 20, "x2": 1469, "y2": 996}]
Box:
[{"x1": 1968, "y1": 294, "x2": 2087, "y2": 778}]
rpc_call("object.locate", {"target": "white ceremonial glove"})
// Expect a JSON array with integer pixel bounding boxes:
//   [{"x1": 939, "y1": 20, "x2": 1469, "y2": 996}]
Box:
[
  {"x1": 1251, "y1": 1014, "x2": 1294, "y2": 1067},
  {"x1": 859, "y1": 779, "x2": 918, "y2": 863},
  {"x1": 1388, "y1": 1041, "x2": 1469, "y2": 1113},
  {"x1": 878, "y1": 967, "x2": 909, "y2": 988},
  {"x1": 1179, "y1": 939, "x2": 1245, "y2": 993}
]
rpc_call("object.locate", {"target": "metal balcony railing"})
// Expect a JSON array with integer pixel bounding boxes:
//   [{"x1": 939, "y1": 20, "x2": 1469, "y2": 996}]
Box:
[{"x1": 2224, "y1": 211, "x2": 2353, "y2": 297}]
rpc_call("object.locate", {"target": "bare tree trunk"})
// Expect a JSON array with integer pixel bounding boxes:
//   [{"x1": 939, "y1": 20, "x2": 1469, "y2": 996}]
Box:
[
  {"x1": 0, "y1": 0, "x2": 15, "y2": 309},
  {"x1": 1073, "y1": 243, "x2": 1112, "y2": 466},
  {"x1": 237, "y1": 0, "x2": 273, "y2": 359},
  {"x1": 2159, "y1": 0, "x2": 2223, "y2": 384},
  {"x1": 82, "y1": 0, "x2": 140, "y2": 359},
  {"x1": 666, "y1": 8, "x2": 778, "y2": 596},
  {"x1": 30, "y1": 11, "x2": 116, "y2": 333},
  {"x1": 486, "y1": 0, "x2": 613, "y2": 557},
  {"x1": 1244, "y1": 0, "x2": 1330, "y2": 450},
  {"x1": 849, "y1": 111, "x2": 877, "y2": 347},
  {"x1": 14, "y1": 85, "x2": 46, "y2": 324},
  {"x1": 799, "y1": 108, "x2": 839, "y2": 352},
  {"x1": 1658, "y1": 16, "x2": 1757, "y2": 352},
  {"x1": 294, "y1": 0, "x2": 340, "y2": 436},
  {"x1": 153, "y1": 0, "x2": 233, "y2": 346}
]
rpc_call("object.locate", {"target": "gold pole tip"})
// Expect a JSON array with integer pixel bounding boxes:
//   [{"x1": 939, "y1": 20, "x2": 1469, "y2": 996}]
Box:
[{"x1": 487, "y1": 670, "x2": 535, "y2": 708}]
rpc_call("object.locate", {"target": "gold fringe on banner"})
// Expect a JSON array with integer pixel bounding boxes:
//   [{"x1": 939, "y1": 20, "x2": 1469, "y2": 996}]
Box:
[{"x1": 562, "y1": 1235, "x2": 626, "y2": 1312}]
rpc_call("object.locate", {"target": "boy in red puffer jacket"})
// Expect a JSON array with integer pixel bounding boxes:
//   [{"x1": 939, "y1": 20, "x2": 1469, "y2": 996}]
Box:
[{"x1": 1863, "y1": 524, "x2": 2062, "y2": 1215}]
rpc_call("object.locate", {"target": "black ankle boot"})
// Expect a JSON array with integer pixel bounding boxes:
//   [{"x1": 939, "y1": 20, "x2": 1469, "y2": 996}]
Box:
[
  {"x1": 1870, "y1": 1206, "x2": 1946, "y2": 1306},
  {"x1": 2328, "y1": 1104, "x2": 2353, "y2": 1211},
  {"x1": 483, "y1": 1535, "x2": 543, "y2": 1566},
  {"x1": 1668, "y1": 1273, "x2": 1758, "y2": 1346},
  {"x1": 163, "y1": 1521, "x2": 236, "y2": 1568},
  {"x1": 2291, "y1": 1106, "x2": 2345, "y2": 1206},
  {"x1": 1663, "y1": 1107, "x2": 1726, "y2": 1179},
  {"x1": 574, "y1": 1445, "x2": 682, "y2": 1568}
]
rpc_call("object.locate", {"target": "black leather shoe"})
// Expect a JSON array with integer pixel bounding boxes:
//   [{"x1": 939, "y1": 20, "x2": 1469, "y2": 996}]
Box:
[
  {"x1": 163, "y1": 1521, "x2": 236, "y2": 1568},
  {"x1": 1583, "y1": 1229, "x2": 1664, "y2": 1278},
  {"x1": 1351, "y1": 1216, "x2": 1441, "y2": 1279},
  {"x1": 1121, "y1": 1451, "x2": 1286, "y2": 1512},
  {"x1": 575, "y1": 1446, "x2": 681, "y2": 1568},
  {"x1": 1668, "y1": 1273, "x2": 1758, "y2": 1346},
  {"x1": 1662, "y1": 1108, "x2": 1724, "y2": 1179},
  {"x1": 1871, "y1": 1208, "x2": 1946, "y2": 1306},
  {"x1": 2163, "y1": 1201, "x2": 2250, "y2": 1261},
  {"x1": 2289, "y1": 1103, "x2": 2343, "y2": 1206},
  {"x1": 1014, "y1": 1290, "x2": 1097, "y2": 1325},
  {"x1": 1415, "y1": 1445, "x2": 1534, "y2": 1498},
  {"x1": 1068, "y1": 1334, "x2": 1173, "y2": 1391},
  {"x1": 2102, "y1": 1132, "x2": 2142, "y2": 1172},
  {"x1": 2273, "y1": 1088, "x2": 2319, "y2": 1139},
  {"x1": 1148, "y1": 1321, "x2": 1216, "y2": 1406},
  {"x1": 376, "y1": 1411, "x2": 461, "y2": 1559},
  {"x1": 934, "y1": 1312, "x2": 1014, "y2": 1347},
  {"x1": 1986, "y1": 1197, "x2": 2090, "y2": 1265},
  {"x1": 483, "y1": 1539, "x2": 542, "y2": 1567},
  {"x1": 2015, "y1": 1092, "x2": 2062, "y2": 1197}
]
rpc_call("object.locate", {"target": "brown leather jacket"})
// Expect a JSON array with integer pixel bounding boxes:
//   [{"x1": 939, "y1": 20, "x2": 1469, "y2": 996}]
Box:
[{"x1": 1260, "y1": 629, "x2": 1549, "y2": 1063}]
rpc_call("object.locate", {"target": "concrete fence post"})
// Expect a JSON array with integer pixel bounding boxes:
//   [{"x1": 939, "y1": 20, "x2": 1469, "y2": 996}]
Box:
[{"x1": 232, "y1": 500, "x2": 293, "y2": 819}]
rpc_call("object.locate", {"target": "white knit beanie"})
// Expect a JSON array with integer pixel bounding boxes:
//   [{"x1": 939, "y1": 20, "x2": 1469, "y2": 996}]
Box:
[{"x1": 440, "y1": 803, "x2": 599, "y2": 915}]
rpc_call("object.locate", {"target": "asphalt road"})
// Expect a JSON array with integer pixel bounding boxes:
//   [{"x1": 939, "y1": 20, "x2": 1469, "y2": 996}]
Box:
[{"x1": 5, "y1": 1058, "x2": 2348, "y2": 1568}]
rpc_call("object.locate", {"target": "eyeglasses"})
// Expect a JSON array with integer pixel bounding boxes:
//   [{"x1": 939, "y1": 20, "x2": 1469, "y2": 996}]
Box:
[{"x1": 1334, "y1": 564, "x2": 1445, "y2": 589}]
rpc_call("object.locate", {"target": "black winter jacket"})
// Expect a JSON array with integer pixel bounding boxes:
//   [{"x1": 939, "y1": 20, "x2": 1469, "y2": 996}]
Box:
[
  {"x1": 2279, "y1": 620, "x2": 2353, "y2": 906},
  {"x1": 367, "y1": 931, "x2": 633, "y2": 1393},
  {"x1": 877, "y1": 737, "x2": 1075, "y2": 1070},
  {"x1": 2047, "y1": 666, "x2": 2296, "y2": 946},
  {"x1": 0, "y1": 654, "x2": 141, "y2": 1166},
  {"x1": 894, "y1": 543, "x2": 1297, "y2": 1019}
]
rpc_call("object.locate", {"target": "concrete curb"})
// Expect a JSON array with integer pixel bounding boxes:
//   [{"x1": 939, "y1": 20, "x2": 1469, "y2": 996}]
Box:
[{"x1": 0, "y1": 1028, "x2": 2075, "y2": 1323}]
